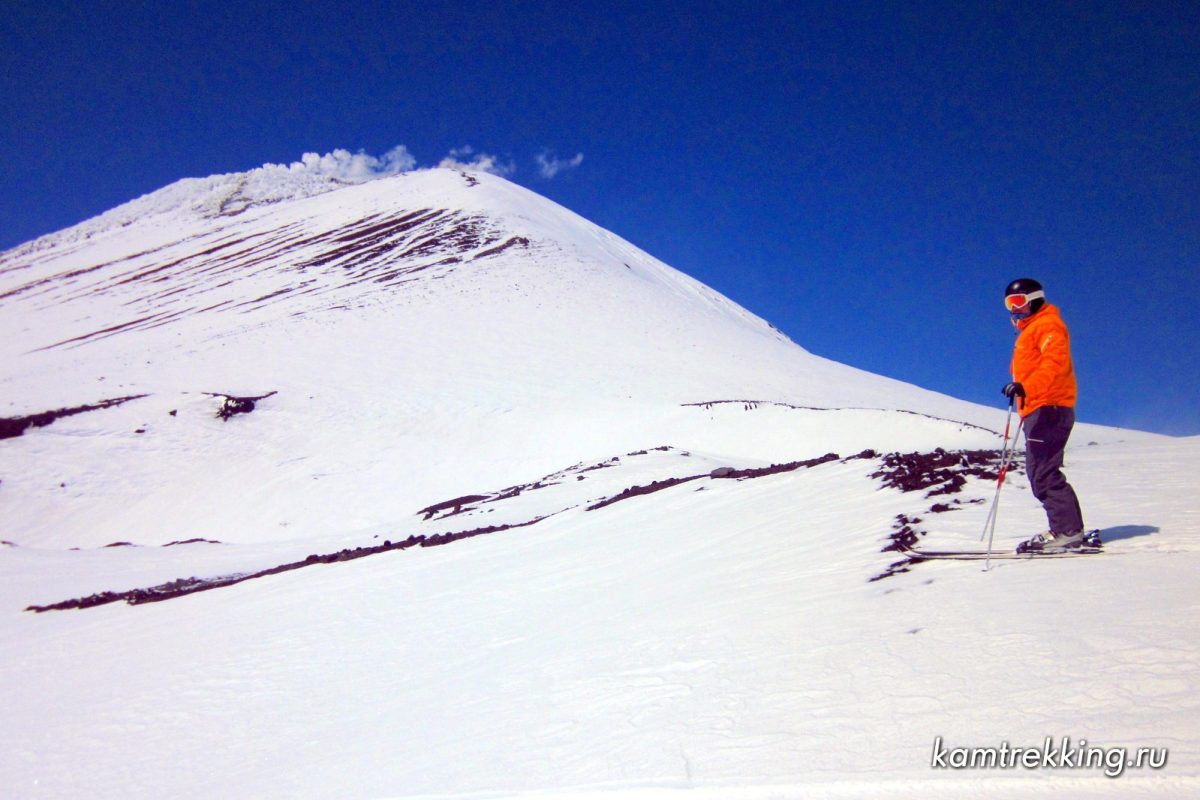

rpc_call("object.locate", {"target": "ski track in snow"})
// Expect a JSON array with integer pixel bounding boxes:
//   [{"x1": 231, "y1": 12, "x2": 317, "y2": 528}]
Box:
[{"x1": 1, "y1": 168, "x2": 1196, "y2": 799}]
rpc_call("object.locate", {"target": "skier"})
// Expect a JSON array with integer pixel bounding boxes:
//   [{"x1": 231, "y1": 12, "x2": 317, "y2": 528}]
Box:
[{"x1": 1000, "y1": 278, "x2": 1087, "y2": 552}]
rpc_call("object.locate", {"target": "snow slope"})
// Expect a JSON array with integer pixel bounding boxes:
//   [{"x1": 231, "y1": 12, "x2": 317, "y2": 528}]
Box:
[
  {"x1": 1, "y1": 167, "x2": 1196, "y2": 798},
  {"x1": 0, "y1": 167, "x2": 1035, "y2": 548}
]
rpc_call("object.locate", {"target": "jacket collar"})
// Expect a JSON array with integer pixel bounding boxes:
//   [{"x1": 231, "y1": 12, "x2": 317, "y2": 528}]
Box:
[{"x1": 1015, "y1": 302, "x2": 1058, "y2": 331}]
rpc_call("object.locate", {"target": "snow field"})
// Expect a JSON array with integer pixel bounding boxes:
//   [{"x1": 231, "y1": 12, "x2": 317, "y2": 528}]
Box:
[{"x1": 1, "y1": 167, "x2": 1196, "y2": 798}]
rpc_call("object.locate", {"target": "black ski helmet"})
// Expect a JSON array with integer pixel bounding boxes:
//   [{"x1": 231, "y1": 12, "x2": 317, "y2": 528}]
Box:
[{"x1": 1004, "y1": 277, "x2": 1045, "y2": 315}]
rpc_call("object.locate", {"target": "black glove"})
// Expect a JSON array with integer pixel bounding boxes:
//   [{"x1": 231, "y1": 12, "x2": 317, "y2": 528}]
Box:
[{"x1": 1001, "y1": 382, "x2": 1026, "y2": 400}]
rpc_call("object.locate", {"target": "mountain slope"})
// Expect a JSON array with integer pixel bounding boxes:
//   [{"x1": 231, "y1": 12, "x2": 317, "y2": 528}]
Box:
[
  {"x1": 1, "y1": 166, "x2": 1196, "y2": 799},
  {"x1": 0, "y1": 167, "x2": 1038, "y2": 548}
]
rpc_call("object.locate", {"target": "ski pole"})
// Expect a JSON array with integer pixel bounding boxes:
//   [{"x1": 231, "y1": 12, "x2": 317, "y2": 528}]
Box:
[
  {"x1": 983, "y1": 400, "x2": 1023, "y2": 572},
  {"x1": 985, "y1": 412, "x2": 1024, "y2": 569},
  {"x1": 980, "y1": 400, "x2": 1015, "y2": 542}
]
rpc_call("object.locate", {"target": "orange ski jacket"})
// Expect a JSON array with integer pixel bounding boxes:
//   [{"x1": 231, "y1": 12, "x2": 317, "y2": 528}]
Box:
[{"x1": 1011, "y1": 303, "x2": 1077, "y2": 417}]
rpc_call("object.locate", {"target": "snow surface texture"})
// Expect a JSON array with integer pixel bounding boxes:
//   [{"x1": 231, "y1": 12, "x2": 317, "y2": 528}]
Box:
[{"x1": 1, "y1": 167, "x2": 1196, "y2": 798}]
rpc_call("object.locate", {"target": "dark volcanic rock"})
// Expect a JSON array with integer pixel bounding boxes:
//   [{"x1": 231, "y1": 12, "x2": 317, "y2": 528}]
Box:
[
  {"x1": 206, "y1": 391, "x2": 278, "y2": 421},
  {"x1": 0, "y1": 395, "x2": 149, "y2": 440}
]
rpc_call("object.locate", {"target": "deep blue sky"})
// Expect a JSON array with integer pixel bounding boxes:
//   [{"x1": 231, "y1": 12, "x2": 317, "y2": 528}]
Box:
[{"x1": 3, "y1": 2, "x2": 1197, "y2": 434}]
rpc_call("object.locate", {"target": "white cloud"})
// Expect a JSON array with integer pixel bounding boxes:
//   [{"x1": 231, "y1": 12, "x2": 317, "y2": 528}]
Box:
[
  {"x1": 266, "y1": 145, "x2": 417, "y2": 183},
  {"x1": 256, "y1": 143, "x2": 568, "y2": 185},
  {"x1": 535, "y1": 151, "x2": 584, "y2": 179},
  {"x1": 438, "y1": 145, "x2": 516, "y2": 177}
]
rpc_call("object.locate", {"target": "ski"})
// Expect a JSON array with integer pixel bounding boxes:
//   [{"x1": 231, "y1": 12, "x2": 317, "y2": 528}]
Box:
[
  {"x1": 895, "y1": 529, "x2": 1105, "y2": 561},
  {"x1": 897, "y1": 545, "x2": 1104, "y2": 561}
]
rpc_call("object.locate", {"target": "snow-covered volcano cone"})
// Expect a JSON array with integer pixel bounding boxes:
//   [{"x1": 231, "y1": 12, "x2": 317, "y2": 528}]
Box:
[{"x1": 0, "y1": 165, "x2": 1001, "y2": 547}]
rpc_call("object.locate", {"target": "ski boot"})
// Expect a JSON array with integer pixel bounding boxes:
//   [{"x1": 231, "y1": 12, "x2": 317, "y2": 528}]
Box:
[{"x1": 1015, "y1": 530, "x2": 1086, "y2": 554}]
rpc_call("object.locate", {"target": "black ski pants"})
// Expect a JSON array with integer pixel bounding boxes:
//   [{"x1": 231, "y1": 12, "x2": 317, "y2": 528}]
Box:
[{"x1": 1023, "y1": 405, "x2": 1085, "y2": 534}]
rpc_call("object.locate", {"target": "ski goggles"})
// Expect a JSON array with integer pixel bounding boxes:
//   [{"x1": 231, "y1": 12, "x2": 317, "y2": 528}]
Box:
[{"x1": 1004, "y1": 290, "x2": 1044, "y2": 311}]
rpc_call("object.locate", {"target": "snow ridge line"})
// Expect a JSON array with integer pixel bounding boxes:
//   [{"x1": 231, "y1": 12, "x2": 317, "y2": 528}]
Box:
[
  {"x1": 684, "y1": 400, "x2": 1000, "y2": 434},
  {"x1": 584, "y1": 451, "x2": 848, "y2": 511},
  {"x1": 24, "y1": 515, "x2": 555, "y2": 613},
  {"x1": 587, "y1": 474, "x2": 706, "y2": 510},
  {"x1": 15, "y1": 443, "x2": 1010, "y2": 607},
  {"x1": 24, "y1": 449, "x2": 858, "y2": 613},
  {"x1": 416, "y1": 445, "x2": 681, "y2": 521}
]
